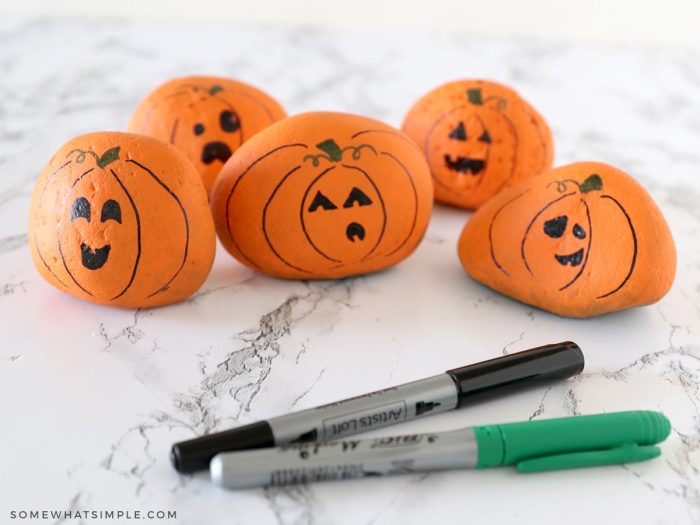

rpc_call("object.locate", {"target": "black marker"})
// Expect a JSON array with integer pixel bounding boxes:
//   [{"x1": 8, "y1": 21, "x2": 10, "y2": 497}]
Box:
[{"x1": 171, "y1": 341, "x2": 584, "y2": 473}]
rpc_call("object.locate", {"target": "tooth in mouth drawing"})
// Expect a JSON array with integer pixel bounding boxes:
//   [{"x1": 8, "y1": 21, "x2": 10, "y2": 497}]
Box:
[
  {"x1": 541, "y1": 215, "x2": 587, "y2": 268},
  {"x1": 444, "y1": 155, "x2": 486, "y2": 176},
  {"x1": 80, "y1": 243, "x2": 111, "y2": 270}
]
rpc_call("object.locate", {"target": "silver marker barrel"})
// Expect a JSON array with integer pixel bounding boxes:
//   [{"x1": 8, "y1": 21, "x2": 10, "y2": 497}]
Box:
[{"x1": 211, "y1": 429, "x2": 478, "y2": 490}]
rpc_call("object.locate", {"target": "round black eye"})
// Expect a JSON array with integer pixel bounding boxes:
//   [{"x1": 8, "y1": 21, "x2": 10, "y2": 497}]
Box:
[
  {"x1": 573, "y1": 223, "x2": 586, "y2": 239},
  {"x1": 70, "y1": 197, "x2": 91, "y2": 222},
  {"x1": 193, "y1": 123, "x2": 205, "y2": 135},
  {"x1": 220, "y1": 110, "x2": 241, "y2": 133},
  {"x1": 543, "y1": 215, "x2": 567, "y2": 238}
]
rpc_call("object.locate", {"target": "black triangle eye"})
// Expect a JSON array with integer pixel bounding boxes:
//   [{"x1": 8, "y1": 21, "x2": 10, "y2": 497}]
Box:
[
  {"x1": 573, "y1": 223, "x2": 586, "y2": 239},
  {"x1": 101, "y1": 199, "x2": 122, "y2": 224},
  {"x1": 479, "y1": 130, "x2": 492, "y2": 143},
  {"x1": 343, "y1": 187, "x2": 373, "y2": 208},
  {"x1": 543, "y1": 216, "x2": 568, "y2": 238},
  {"x1": 220, "y1": 110, "x2": 241, "y2": 133},
  {"x1": 70, "y1": 197, "x2": 91, "y2": 222},
  {"x1": 308, "y1": 191, "x2": 338, "y2": 212},
  {"x1": 448, "y1": 121, "x2": 467, "y2": 141}
]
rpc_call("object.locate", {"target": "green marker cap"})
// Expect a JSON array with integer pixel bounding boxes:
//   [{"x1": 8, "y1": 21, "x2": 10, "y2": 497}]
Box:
[{"x1": 474, "y1": 410, "x2": 671, "y2": 473}]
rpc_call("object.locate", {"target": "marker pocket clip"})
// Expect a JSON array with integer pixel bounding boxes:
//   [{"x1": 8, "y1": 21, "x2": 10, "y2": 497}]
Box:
[{"x1": 516, "y1": 442, "x2": 662, "y2": 473}]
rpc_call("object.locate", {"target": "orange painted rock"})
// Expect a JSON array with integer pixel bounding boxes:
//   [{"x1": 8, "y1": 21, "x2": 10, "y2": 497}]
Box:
[
  {"x1": 210, "y1": 112, "x2": 433, "y2": 279},
  {"x1": 127, "y1": 76, "x2": 286, "y2": 193},
  {"x1": 402, "y1": 79, "x2": 553, "y2": 209},
  {"x1": 458, "y1": 162, "x2": 676, "y2": 318},
  {"x1": 29, "y1": 132, "x2": 216, "y2": 308}
]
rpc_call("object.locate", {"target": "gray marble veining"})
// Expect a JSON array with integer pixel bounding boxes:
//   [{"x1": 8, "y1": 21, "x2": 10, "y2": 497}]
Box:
[{"x1": 1, "y1": 16, "x2": 699, "y2": 525}]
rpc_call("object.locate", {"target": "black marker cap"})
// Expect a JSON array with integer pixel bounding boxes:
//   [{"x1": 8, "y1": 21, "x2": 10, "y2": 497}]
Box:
[
  {"x1": 446, "y1": 341, "x2": 584, "y2": 407},
  {"x1": 171, "y1": 420, "x2": 274, "y2": 474}
]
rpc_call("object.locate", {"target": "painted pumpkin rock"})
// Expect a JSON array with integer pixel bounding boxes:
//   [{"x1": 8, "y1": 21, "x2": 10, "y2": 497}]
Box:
[
  {"x1": 402, "y1": 79, "x2": 553, "y2": 210},
  {"x1": 29, "y1": 132, "x2": 216, "y2": 308},
  {"x1": 127, "y1": 76, "x2": 287, "y2": 193},
  {"x1": 458, "y1": 162, "x2": 676, "y2": 318},
  {"x1": 210, "y1": 112, "x2": 433, "y2": 279}
]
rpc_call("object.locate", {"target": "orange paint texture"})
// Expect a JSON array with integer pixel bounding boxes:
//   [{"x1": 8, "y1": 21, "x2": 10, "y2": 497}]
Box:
[
  {"x1": 402, "y1": 79, "x2": 553, "y2": 209},
  {"x1": 210, "y1": 112, "x2": 434, "y2": 279},
  {"x1": 458, "y1": 162, "x2": 676, "y2": 317},
  {"x1": 127, "y1": 76, "x2": 286, "y2": 193},
  {"x1": 29, "y1": 132, "x2": 216, "y2": 308}
]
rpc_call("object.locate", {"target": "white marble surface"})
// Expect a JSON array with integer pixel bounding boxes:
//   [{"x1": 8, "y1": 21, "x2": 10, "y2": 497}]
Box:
[{"x1": 1, "y1": 17, "x2": 699, "y2": 525}]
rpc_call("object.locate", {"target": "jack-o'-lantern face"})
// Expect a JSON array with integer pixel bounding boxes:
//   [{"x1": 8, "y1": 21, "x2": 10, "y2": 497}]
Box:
[
  {"x1": 167, "y1": 87, "x2": 243, "y2": 169},
  {"x1": 425, "y1": 88, "x2": 516, "y2": 197},
  {"x1": 301, "y1": 160, "x2": 385, "y2": 263},
  {"x1": 541, "y1": 214, "x2": 588, "y2": 266},
  {"x1": 210, "y1": 112, "x2": 434, "y2": 280},
  {"x1": 127, "y1": 77, "x2": 287, "y2": 194},
  {"x1": 402, "y1": 80, "x2": 553, "y2": 209},
  {"x1": 517, "y1": 175, "x2": 603, "y2": 292},
  {"x1": 521, "y1": 196, "x2": 592, "y2": 291},
  {"x1": 29, "y1": 132, "x2": 217, "y2": 308},
  {"x1": 488, "y1": 174, "x2": 616, "y2": 293},
  {"x1": 258, "y1": 139, "x2": 393, "y2": 272},
  {"x1": 523, "y1": 201, "x2": 591, "y2": 289},
  {"x1": 59, "y1": 162, "x2": 139, "y2": 298},
  {"x1": 443, "y1": 115, "x2": 492, "y2": 177}
]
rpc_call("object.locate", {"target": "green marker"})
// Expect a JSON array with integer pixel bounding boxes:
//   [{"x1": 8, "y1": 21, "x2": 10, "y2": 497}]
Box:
[{"x1": 210, "y1": 411, "x2": 671, "y2": 489}]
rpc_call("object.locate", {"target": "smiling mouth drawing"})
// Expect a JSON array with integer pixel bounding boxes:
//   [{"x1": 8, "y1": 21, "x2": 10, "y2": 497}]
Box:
[
  {"x1": 80, "y1": 243, "x2": 111, "y2": 270},
  {"x1": 555, "y1": 248, "x2": 584, "y2": 267},
  {"x1": 201, "y1": 141, "x2": 232, "y2": 164},
  {"x1": 346, "y1": 222, "x2": 366, "y2": 242},
  {"x1": 444, "y1": 155, "x2": 485, "y2": 176}
]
